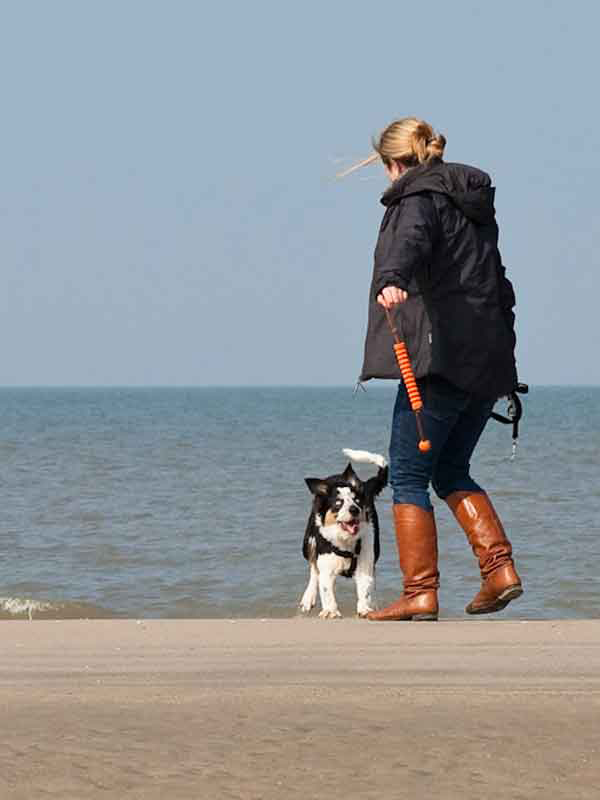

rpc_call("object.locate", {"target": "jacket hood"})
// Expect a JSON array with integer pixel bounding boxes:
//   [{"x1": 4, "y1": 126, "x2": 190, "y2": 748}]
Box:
[{"x1": 381, "y1": 158, "x2": 497, "y2": 225}]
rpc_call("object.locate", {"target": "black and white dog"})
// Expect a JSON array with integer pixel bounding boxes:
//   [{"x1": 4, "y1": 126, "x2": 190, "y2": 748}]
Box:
[{"x1": 300, "y1": 449, "x2": 388, "y2": 619}]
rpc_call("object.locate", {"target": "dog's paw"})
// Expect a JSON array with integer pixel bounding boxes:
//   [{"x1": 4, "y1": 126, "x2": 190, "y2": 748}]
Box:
[
  {"x1": 357, "y1": 592, "x2": 377, "y2": 618},
  {"x1": 299, "y1": 593, "x2": 317, "y2": 614},
  {"x1": 319, "y1": 609, "x2": 342, "y2": 620},
  {"x1": 356, "y1": 605, "x2": 376, "y2": 619}
]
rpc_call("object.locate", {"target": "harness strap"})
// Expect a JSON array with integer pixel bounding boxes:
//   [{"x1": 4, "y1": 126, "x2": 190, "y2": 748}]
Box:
[
  {"x1": 329, "y1": 543, "x2": 356, "y2": 560},
  {"x1": 321, "y1": 538, "x2": 362, "y2": 577}
]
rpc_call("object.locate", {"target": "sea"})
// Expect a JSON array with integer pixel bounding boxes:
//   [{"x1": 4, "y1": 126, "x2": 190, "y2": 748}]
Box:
[{"x1": 1, "y1": 386, "x2": 599, "y2": 621}]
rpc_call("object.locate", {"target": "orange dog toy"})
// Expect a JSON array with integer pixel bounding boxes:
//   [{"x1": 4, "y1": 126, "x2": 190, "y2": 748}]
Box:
[{"x1": 384, "y1": 306, "x2": 431, "y2": 453}]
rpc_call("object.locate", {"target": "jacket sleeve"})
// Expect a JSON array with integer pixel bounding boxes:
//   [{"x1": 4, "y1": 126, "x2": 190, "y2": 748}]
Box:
[{"x1": 372, "y1": 194, "x2": 438, "y2": 297}]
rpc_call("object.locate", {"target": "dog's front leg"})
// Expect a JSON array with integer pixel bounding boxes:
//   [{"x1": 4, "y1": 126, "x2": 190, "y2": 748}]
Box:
[
  {"x1": 355, "y1": 537, "x2": 377, "y2": 618},
  {"x1": 300, "y1": 562, "x2": 319, "y2": 613},
  {"x1": 355, "y1": 571, "x2": 376, "y2": 618},
  {"x1": 317, "y1": 555, "x2": 341, "y2": 619}
]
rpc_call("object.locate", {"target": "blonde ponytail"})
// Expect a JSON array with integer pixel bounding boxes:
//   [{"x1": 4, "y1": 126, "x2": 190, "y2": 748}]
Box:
[{"x1": 338, "y1": 117, "x2": 446, "y2": 178}]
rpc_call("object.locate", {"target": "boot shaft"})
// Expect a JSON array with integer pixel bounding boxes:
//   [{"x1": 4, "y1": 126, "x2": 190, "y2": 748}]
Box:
[
  {"x1": 445, "y1": 491, "x2": 513, "y2": 577},
  {"x1": 367, "y1": 503, "x2": 439, "y2": 621},
  {"x1": 392, "y1": 504, "x2": 440, "y2": 594},
  {"x1": 446, "y1": 491, "x2": 523, "y2": 615}
]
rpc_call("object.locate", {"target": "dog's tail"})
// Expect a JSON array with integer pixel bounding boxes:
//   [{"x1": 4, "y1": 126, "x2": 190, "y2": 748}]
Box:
[
  {"x1": 342, "y1": 449, "x2": 388, "y2": 469},
  {"x1": 343, "y1": 449, "x2": 388, "y2": 518}
]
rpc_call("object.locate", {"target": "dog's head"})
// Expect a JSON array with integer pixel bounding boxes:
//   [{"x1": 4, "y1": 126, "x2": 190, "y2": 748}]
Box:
[{"x1": 305, "y1": 462, "x2": 366, "y2": 539}]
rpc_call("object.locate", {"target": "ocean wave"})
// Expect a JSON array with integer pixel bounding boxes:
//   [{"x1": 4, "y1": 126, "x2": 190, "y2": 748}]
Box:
[{"x1": 0, "y1": 596, "x2": 120, "y2": 621}]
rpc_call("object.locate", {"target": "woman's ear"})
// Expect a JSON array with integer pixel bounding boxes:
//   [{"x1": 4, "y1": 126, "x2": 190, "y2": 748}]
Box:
[{"x1": 386, "y1": 159, "x2": 410, "y2": 182}]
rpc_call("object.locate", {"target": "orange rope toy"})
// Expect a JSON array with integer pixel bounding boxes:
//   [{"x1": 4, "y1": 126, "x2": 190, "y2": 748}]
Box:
[{"x1": 384, "y1": 306, "x2": 432, "y2": 453}]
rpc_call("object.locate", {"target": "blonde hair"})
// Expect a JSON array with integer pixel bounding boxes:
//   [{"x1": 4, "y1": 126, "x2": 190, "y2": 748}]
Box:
[{"x1": 338, "y1": 117, "x2": 446, "y2": 178}]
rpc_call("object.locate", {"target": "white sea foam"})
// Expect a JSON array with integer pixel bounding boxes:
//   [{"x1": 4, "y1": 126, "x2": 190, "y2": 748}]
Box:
[
  {"x1": 0, "y1": 597, "x2": 56, "y2": 620},
  {"x1": 0, "y1": 596, "x2": 117, "y2": 620}
]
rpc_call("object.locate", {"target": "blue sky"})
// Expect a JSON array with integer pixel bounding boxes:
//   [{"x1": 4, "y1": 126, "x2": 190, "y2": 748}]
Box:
[{"x1": 2, "y1": 0, "x2": 598, "y2": 386}]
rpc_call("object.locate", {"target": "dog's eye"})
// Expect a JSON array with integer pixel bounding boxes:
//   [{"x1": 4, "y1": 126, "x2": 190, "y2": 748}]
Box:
[{"x1": 333, "y1": 500, "x2": 343, "y2": 511}]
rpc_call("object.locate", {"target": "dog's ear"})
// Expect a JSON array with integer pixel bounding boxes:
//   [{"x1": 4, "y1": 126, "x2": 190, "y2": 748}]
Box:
[
  {"x1": 341, "y1": 462, "x2": 361, "y2": 490},
  {"x1": 305, "y1": 478, "x2": 330, "y2": 496},
  {"x1": 365, "y1": 466, "x2": 388, "y2": 499}
]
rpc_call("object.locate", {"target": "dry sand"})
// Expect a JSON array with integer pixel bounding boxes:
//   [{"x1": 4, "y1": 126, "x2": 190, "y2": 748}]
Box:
[{"x1": 1, "y1": 618, "x2": 599, "y2": 800}]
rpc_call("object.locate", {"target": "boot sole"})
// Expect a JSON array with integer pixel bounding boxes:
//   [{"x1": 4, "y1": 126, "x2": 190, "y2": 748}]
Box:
[{"x1": 466, "y1": 585, "x2": 523, "y2": 615}]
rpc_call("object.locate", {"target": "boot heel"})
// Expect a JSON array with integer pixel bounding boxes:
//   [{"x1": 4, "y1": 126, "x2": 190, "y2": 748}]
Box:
[
  {"x1": 467, "y1": 583, "x2": 524, "y2": 614},
  {"x1": 412, "y1": 613, "x2": 438, "y2": 621},
  {"x1": 498, "y1": 585, "x2": 523, "y2": 602}
]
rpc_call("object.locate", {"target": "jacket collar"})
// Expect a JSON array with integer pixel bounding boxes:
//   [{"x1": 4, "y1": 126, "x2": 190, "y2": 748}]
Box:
[
  {"x1": 380, "y1": 158, "x2": 497, "y2": 226},
  {"x1": 380, "y1": 157, "x2": 445, "y2": 206}
]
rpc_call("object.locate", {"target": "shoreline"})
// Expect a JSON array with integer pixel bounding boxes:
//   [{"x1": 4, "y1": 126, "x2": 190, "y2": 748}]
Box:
[{"x1": 2, "y1": 619, "x2": 599, "y2": 798}]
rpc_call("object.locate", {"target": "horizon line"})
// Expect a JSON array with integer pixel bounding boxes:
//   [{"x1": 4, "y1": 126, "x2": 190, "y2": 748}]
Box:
[{"x1": 1, "y1": 383, "x2": 599, "y2": 390}]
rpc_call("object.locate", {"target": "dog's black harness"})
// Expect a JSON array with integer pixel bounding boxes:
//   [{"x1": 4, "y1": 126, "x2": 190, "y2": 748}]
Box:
[{"x1": 327, "y1": 540, "x2": 361, "y2": 579}]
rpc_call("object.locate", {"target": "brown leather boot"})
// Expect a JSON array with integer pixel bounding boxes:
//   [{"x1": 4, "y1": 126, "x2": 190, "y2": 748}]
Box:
[
  {"x1": 367, "y1": 504, "x2": 439, "y2": 621},
  {"x1": 446, "y1": 491, "x2": 523, "y2": 615}
]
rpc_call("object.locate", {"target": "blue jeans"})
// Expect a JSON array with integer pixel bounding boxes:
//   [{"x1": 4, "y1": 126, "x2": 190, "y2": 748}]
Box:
[{"x1": 390, "y1": 376, "x2": 494, "y2": 512}]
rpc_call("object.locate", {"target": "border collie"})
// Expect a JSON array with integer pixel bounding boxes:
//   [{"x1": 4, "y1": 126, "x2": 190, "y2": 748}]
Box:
[{"x1": 300, "y1": 449, "x2": 388, "y2": 619}]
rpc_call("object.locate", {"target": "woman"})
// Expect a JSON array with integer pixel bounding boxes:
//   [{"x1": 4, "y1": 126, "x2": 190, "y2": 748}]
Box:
[{"x1": 344, "y1": 117, "x2": 523, "y2": 621}]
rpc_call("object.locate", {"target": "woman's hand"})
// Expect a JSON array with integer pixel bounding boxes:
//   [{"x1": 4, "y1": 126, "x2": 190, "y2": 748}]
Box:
[{"x1": 377, "y1": 286, "x2": 408, "y2": 309}]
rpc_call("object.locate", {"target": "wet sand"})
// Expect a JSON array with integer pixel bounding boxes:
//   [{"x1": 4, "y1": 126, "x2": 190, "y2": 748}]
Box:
[{"x1": 1, "y1": 619, "x2": 599, "y2": 799}]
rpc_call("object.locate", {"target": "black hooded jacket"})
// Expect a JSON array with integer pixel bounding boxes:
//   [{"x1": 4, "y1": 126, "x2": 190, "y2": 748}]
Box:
[{"x1": 359, "y1": 158, "x2": 518, "y2": 399}]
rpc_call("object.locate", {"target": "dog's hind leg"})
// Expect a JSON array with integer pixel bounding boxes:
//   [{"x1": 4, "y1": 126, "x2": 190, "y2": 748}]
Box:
[
  {"x1": 300, "y1": 562, "x2": 319, "y2": 614},
  {"x1": 317, "y1": 555, "x2": 342, "y2": 619}
]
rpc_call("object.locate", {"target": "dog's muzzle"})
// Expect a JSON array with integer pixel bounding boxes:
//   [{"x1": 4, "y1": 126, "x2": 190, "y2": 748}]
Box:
[{"x1": 340, "y1": 520, "x2": 360, "y2": 536}]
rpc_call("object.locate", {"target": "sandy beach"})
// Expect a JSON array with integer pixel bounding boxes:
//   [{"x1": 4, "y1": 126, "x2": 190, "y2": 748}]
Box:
[{"x1": 1, "y1": 619, "x2": 599, "y2": 799}]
